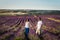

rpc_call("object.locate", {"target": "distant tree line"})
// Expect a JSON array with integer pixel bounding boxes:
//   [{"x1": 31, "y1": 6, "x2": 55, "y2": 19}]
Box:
[{"x1": 0, "y1": 9, "x2": 60, "y2": 15}]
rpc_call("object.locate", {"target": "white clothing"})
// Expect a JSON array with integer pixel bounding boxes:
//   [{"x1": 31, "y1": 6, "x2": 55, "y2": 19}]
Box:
[
  {"x1": 36, "y1": 21, "x2": 42, "y2": 34},
  {"x1": 25, "y1": 22, "x2": 29, "y2": 28},
  {"x1": 36, "y1": 21, "x2": 42, "y2": 29}
]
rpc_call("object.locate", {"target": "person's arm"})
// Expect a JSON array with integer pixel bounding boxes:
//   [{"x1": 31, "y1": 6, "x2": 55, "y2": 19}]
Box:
[
  {"x1": 41, "y1": 21, "x2": 43, "y2": 26},
  {"x1": 29, "y1": 23, "x2": 32, "y2": 28},
  {"x1": 21, "y1": 22, "x2": 25, "y2": 32},
  {"x1": 36, "y1": 22, "x2": 38, "y2": 28}
]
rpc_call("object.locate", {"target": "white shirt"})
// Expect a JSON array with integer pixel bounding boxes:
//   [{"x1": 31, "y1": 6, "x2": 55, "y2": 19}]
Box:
[
  {"x1": 36, "y1": 21, "x2": 42, "y2": 29},
  {"x1": 25, "y1": 22, "x2": 29, "y2": 28}
]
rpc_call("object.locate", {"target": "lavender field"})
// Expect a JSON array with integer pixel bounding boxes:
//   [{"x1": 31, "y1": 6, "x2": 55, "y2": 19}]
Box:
[{"x1": 0, "y1": 15, "x2": 60, "y2": 40}]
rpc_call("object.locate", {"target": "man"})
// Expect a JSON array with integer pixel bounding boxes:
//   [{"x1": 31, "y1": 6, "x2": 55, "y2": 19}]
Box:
[
  {"x1": 36, "y1": 17, "x2": 43, "y2": 35},
  {"x1": 35, "y1": 16, "x2": 44, "y2": 40}
]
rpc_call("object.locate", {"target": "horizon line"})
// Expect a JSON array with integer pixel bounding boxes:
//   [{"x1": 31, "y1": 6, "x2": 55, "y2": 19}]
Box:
[{"x1": 0, "y1": 8, "x2": 60, "y2": 10}]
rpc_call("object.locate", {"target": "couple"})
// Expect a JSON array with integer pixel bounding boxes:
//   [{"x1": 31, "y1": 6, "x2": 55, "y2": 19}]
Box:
[{"x1": 24, "y1": 16, "x2": 43, "y2": 40}]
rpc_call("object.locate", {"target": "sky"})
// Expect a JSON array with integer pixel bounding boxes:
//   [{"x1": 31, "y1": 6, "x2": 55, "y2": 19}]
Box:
[{"x1": 0, "y1": 0, "x2": 60, "y2": 10}]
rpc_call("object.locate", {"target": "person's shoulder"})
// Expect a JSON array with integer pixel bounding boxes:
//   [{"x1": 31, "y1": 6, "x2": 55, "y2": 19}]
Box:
[
  {"x1": 26, "y1": 22, "x2": 29, "y2": 23},
  {"x1": 39, "y1": 20, "x2": 42, "y2": 22}
]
